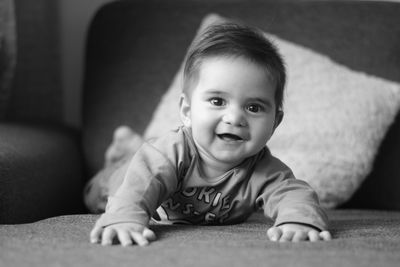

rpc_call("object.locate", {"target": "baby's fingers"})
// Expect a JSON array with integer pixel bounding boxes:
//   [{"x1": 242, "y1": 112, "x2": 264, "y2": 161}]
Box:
[
  {"x1": 101, "y1": 227, "x2": 117, "y2": 246},
  {"x1": 267, "y1": 227, "x2": 282, "y2": 242},
  {"x1": 130, "y1": 231, "x2": 150, "y2": 246},
  {"x1": 319, "y1": 231, "x2": 332, "y2": 241},
  {"x1": 129, "y1": 227, "x2": 156, "y2": 246},
  {"x1": 117, "y1": 230, "x2": 133, "y2": 247},
  {"x1": 143, "y1": 228, "x2": 157, "y2": 241},
  {"x1": 90, "y1": 226, "x2": 103, "y2": 244},
  {"x1": 279, "y1": 230, "x2": 295, "y2": 242},
  {"x1": 292, "y1": 231, "x2": 308, "y2": 242},
  {"x1": 308, "y1": 230, "x2": 320, "y2": 242}
]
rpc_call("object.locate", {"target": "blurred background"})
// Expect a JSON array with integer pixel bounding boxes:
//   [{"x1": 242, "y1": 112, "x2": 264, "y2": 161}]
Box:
[
  {"x1": 60, "y1": 0, "x2": 111, "y2": 128},
  {"x1": 59, "y1": 0, "x2": 400, "y2": 129},
  {"x1": 3, "y1": 0, "x2": 399, "y2": 130}
]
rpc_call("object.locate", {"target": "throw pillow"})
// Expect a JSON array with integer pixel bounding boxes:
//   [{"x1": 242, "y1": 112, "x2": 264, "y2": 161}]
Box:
[{"x1": 143, "y1": 14, "x2": 400, "y2": 208}]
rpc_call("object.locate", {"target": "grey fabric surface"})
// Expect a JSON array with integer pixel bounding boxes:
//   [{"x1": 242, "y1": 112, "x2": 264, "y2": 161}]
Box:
[
  {"x1": 1, "y1": 209, "x2": 399, "y2": 267},
  {"x1": 0, "y1": 0, "x2": 16, "y2": 119},
  {"x1": 0, "y1": 123, "x2": 85, "y2": 223},
  {"x1": 6, "y1": 0, "x2": 62, "y2": 122}
]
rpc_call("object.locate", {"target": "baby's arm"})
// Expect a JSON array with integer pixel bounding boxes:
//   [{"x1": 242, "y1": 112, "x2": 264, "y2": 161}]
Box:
[
  {"x1": 267, "y1": 223, "x2": 331, "y2": 242},
  {"x1": 255, "y1": 156, "x2": 331, "y2": 242},
  {"x1": 259, "y1": 178, "x2": 331, "y2": 242},
  {"x1": 89, "y1": 129, "x2": 186, "y2": 246},
  {"x1": 90, "y1": 222, "x2": 156, "y2": 246}
]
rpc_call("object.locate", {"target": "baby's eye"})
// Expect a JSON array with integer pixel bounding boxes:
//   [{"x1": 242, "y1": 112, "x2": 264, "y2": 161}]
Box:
[
  {"x1": 209, "y1": 97, "x2": 225, "y2": 106},
  {"x1": 246, "y1": 104, "x2": 264, "y2": 113}
]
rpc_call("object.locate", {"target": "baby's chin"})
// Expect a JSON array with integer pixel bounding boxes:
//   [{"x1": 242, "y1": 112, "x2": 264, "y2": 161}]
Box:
[
  {"x1": 194, "y1": 137, "x2": 262, "y2": 164},
  {"x1": 209, "y1": 150, "x2": 254, "y2": 166}
]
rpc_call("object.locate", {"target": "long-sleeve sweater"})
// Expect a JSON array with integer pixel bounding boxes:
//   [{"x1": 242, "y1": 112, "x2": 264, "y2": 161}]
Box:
[{"x1": 94, "y1": 126, "x2": 329, "y2": 230}]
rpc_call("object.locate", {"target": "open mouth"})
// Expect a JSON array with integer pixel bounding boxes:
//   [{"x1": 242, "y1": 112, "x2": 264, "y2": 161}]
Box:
[{"x1": 217, "y1": 133, "x2": 244, "y2": 142}]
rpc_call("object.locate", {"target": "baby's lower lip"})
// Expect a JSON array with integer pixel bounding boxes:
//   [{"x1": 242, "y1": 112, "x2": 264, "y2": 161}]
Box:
[{"x1": 217, "y1": 133, "x2": 244, "y2": 142}]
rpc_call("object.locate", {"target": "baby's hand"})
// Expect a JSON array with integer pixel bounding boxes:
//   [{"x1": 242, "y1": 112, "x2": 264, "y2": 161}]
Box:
[
  {"x1": 90, "y1": 222, "x2": 156, "y2": 246},
  {"x1": 267, "y1": 223, "x2": 331, "y2": 242}
]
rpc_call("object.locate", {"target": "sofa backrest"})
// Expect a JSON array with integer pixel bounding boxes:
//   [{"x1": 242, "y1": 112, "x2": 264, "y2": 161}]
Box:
[
  {"x1": 83, "y1": 0, "x2": 400, "y2": 210},
  {"x1": 2, "y1": 0, "x2": 63, "y2": 123}
]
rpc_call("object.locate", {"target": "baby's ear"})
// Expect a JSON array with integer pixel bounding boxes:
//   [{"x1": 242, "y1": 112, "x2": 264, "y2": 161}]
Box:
[
  {"x1": 273, "y1": 110, "x2": 284, "y2": 131},
  {"x1": 179, "y1": 94, "x2": 192, "y2": 127}
]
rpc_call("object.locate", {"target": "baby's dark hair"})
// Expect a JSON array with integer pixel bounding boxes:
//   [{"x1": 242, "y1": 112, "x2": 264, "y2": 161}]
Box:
[{"x1": 183, "y1": 22, "x2": 286, "y2": 112}]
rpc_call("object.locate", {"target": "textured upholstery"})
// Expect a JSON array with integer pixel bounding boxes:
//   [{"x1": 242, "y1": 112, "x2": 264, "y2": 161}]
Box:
[
  {"x1": 0, "y1": 0, "x2": 84, "y2": 224},
  {"x1": 0, "y1": 123, "x2": 85, "y2": 223},
  {"x1": 0, "y1": 0, "x2": 16, "y2": 119},
  {"x1": 1, "y1": 210, "x2": 400, "y2": 267},
  {"x1": 6, "y1": 0, "x2": 62, "y2": 122}
]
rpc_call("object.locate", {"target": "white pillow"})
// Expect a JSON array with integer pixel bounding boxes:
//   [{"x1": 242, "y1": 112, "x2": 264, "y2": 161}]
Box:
[{"x1": 144, "y1": 14, "x2": 400, "y2": 208}]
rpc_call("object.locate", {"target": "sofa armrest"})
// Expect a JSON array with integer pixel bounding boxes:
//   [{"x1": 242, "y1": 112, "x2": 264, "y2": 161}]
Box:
[{"x1": 0, "y1": 123, "x2": 85, "y2": 224}]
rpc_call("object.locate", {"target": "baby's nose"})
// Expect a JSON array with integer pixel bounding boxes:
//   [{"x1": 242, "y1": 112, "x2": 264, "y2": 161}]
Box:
[{"x1": 222, "y1": 108, "x2": 247, "y2": 127}]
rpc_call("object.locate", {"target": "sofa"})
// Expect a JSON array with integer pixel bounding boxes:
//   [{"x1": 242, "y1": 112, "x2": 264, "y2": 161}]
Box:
[{"x1": 1, "y1": 0, "x2": 400, "y2": 266}]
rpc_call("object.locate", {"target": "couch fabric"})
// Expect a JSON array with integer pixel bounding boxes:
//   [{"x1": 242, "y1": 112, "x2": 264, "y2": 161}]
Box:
[
  {"x1": 0, "y1": 123, "x2": 84, "y2": 223},
  {"x1": 7, "y1": 0, "x2": 63, "y2": 122},
  {"x1": 0, "y1": 0, "x2": 84, "y2": 224},
  {"x1": 1, "y1": 210, "x2": 400, "y2": 267},
  {"x1": 0, "y1": 0, "x2": 16, "y2": 119}
]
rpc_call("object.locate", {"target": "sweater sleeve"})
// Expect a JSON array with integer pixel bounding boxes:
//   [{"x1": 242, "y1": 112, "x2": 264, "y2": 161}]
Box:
[
  {"x1": 94, "y1": 129, "x2": 188, "y2": 228},
  {"x1": 255, "y1": 152, "x2": 329, "y2": 231}
]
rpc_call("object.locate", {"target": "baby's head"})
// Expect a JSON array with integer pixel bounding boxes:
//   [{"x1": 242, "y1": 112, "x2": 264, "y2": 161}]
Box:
[
  {"x1": 182, "y1": 22, "x2": 286, "y2": 114},
  {"x1": 179, "y1": 22, "x2": 287, "y2": 171}
]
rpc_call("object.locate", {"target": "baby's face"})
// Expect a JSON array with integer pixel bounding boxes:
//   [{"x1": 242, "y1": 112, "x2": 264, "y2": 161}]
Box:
[{"x1": 183, "y1": 56, "x2": 279, "y2": 169}]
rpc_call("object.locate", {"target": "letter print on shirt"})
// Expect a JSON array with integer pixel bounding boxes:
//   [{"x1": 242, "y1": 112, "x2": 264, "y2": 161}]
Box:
[{"x1": 153, "y1": 186, "x2": 232, "y2": 225}]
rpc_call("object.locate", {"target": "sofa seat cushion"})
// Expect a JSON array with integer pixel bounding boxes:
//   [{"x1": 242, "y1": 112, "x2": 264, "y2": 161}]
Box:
[
  {"x1": 0, "y1": 123, "x2": 85, "y2": 223},
  {"x1": 0, "y1": 209, "x2": 399, "y2": 267}
]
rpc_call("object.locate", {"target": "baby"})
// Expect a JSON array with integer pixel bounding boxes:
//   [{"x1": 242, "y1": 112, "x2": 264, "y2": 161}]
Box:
[{"x1": 89, "y1": 22, "x2": 331, "y2": 246}]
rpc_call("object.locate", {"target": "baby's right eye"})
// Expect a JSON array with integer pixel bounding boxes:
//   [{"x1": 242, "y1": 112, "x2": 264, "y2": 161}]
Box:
[{"x1": 209, "y1": 97, "x2": 225, "y2": 106}]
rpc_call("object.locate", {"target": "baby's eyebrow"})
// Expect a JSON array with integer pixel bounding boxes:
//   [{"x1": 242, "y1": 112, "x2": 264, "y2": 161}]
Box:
[
  {"x1": 248, "y1": 97, "x2": 273, "y2": 108},
  {"x1": 203, "y1": 90, "x2": 225, "y2": 95}
]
